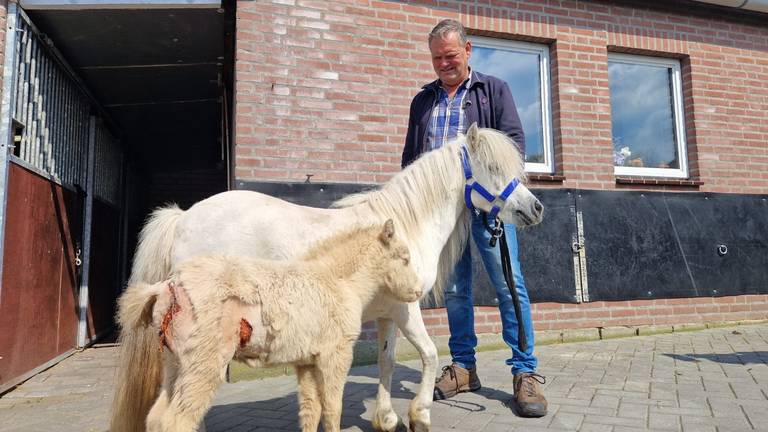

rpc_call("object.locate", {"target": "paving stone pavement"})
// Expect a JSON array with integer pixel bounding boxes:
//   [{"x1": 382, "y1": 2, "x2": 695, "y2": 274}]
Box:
[{"x1": 1, "y1": 324, "x2": 767, "y2": 431}]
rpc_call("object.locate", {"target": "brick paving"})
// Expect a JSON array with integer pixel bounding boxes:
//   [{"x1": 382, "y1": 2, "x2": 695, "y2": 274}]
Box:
[{"x1": 0, "y1": 324, "x2": 766, "y2": 431}]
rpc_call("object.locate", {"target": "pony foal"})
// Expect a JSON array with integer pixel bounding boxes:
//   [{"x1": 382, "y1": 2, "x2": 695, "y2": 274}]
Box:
[{"x1": 113, "y1": 220, "x2": 421, "y2": 432}]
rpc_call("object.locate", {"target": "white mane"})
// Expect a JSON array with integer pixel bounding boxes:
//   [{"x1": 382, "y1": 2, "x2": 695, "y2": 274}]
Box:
[{"x1": 333, "y1": 128, "x2": 526, "y2": 302}]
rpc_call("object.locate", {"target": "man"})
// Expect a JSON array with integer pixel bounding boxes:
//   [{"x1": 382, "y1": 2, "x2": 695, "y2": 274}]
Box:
[{"x1": 401, "y1": 19, "x2": 547, "y2": 418}]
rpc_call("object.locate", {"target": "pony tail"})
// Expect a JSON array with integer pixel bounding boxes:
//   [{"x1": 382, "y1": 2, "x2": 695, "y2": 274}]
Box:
[
  {"x1": 129, "y1": 204, "x2": 184, "y2": 285},
  {"x1": 117, "y1": 282, "x2": 164, "y2": 331},
  {"x1": 109, "y1": 325, "x2": 162, "y2": 432},
  {"x1": 111, "y1": 205, "x2": 183, "y2": 432}
]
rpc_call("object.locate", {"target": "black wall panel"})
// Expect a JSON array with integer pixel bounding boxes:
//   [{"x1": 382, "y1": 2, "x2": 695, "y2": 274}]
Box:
[
  {"x1": 236, "y1": 181, "x2": 372, "y2": 209},
  {"x1": 661, "y1": 193, "x2": 768, "y2": 297},
  {"x1": 517, "y1": 189, "x2": 578, "y2": 303},
  {"x1": 237, "y1": 181, "x2": 768, "y2": 304},
  {"x1": 578, "y1": 190, "x2": 696, "y2": 301},
  {"x1": 578, "y1": 191, "x2": 768, "y2": 301}
]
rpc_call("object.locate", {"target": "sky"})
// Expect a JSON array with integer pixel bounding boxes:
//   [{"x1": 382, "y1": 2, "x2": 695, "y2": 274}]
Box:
[
  {"x1": 470, "y1": 45, "x2": 545, "y2": 163},
  {"x1": 608, "y1": 60, "x2": 679, "y2": 168}
]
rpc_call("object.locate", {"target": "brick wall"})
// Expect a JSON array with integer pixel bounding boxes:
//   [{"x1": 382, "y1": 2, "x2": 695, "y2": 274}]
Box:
[
  {"x1": 359, "y1": 295, "x2": 768, "y2": 341},
  {"x1": 234, "y1": 0, "x2": 768, "y2": 341},
  {"x1": 235, "y1": 0, "x2": 768, "y2": 193}
]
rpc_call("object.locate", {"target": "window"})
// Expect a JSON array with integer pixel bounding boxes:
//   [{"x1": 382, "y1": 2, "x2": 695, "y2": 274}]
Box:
[
  {"x1": 469, "y1": 36, "x2": 554, "y2": 173},
  {"x1": 608, "y1": 53, "x2": 688, "y2": 178}
]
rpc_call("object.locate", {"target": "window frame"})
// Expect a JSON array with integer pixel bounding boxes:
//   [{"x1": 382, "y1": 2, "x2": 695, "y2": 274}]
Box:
[
  {"x1": 469, "y1": 36, "x2": 555, "y2": 174},
  {"x1": 608, "y1": 53, "x2": 689, "y2": 179}
]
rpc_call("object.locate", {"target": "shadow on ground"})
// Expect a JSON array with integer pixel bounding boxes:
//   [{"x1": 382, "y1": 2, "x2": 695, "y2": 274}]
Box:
[
  {"x1": 433, "y1": 385, "x2": 515, "y2": 414},
  {"x1": 664, "y1": 351, "x2": 768, "y2": 365},
  {"x1": 350, "y1": 363, "x2": 517, "y2": 413},
  {"x1": 350, "y1": 363, "x2": 519, "y2": 417},
  {"x1": 207, "y1": 362, "x2": 520, "y2": 430},
  {"x1": 206, "y1": 364, "x2": 419, "y2": 431}
]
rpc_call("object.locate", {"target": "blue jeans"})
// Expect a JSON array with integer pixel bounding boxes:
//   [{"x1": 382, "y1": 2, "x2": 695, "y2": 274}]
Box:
[{"x1": 444, "y1": 211, "x2": 537, "y2": 375}]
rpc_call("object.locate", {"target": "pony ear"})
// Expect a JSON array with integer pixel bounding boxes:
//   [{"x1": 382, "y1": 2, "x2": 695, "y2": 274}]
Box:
[
  {"x1": 379, "y1": 219, "x2": 395, "y2": 246},
  {"x1": 466, "y1": 122, "x2": 480, "y2": 152}
]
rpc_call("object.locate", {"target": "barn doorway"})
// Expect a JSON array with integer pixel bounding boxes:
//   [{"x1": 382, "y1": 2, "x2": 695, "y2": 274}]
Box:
[{"x1": 0, "y1": 1, "x2": 233, "y2": 390}]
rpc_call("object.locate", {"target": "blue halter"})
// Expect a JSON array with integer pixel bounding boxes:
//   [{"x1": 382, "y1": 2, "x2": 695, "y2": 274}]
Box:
[{"x1": 460, "y1": 146, "x2": 520, "y2": 221}]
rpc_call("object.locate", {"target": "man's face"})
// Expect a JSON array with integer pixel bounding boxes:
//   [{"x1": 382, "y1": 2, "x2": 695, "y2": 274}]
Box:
[{"x1": 429, "y1": 32, "x2": 471, "y2": 88}]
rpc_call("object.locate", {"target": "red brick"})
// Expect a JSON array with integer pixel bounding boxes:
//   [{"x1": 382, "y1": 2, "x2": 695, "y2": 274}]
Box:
[
  {"x1": 234, "y1": 1, "x2": 768, "y2": 189},
  {"x1": 611, "y1": 309, "x2": 636, "y2": 318},
  {"x1": 534, "y1": 302, "x2": 565, "y2": 310}
]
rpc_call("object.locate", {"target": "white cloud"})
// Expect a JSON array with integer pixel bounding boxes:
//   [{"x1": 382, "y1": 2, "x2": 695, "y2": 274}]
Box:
[{"x1": 609, "y1": 62, "x2": 678, "y2": 167}]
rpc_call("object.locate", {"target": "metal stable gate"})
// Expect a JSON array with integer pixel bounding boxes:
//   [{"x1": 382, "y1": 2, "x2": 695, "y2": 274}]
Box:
[{"x1": 0, "y1": 3, "x2": 124, "y2": 391}]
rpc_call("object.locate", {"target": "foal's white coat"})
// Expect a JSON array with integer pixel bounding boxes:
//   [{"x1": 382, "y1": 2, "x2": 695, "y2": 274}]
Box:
[
  {"x1": 116, "y1": 125, "x2": 543, "y2": 432},
  {"x1": 116, "y1": 221, "x2": 421, "y2": 432}
]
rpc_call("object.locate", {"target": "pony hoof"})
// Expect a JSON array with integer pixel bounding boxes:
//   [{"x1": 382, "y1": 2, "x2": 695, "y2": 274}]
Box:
[
  {"x1": 409, "y1": 419, "x2": 430, "y2": 432},
  {"x1": 372, "y1": 416, "x2": 407, "y2": 432}
]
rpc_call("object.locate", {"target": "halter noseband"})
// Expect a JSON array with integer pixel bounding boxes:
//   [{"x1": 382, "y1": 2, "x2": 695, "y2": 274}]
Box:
[{"x1": 460, "y1": 146, "x2": 520, "y2": 221}]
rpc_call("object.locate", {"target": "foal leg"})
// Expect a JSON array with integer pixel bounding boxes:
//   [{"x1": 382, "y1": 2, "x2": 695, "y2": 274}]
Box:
[
  {"x1": 371, "y1": 317, "x2": 406, "y2": 432},
  {"x1": 315, "y1": 343, "x2": 355, "y2": 432},
  {"x1": 296, "y1": 365, "x2": 322, "y2": 432},
  {"x1": 393, "y1": 302, "x2": 438, "y2": 432},
  {"x1": 156, "y1": 348, "x2": 231, "y2": 432}
]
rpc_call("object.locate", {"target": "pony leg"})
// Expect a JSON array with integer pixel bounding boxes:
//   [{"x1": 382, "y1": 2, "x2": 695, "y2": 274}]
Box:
[
  {"x1": 371, "y1": 318, "x2": 406, "y2": 432},
  {"x1": 315, "y1": 343, "x2": 354, "y2": 432},
  {"x1": 393, "y1": 302, "x2": 437, "y2": 432},
  {"x1": 146, "y1": 351, "x2": 179, "y2": 431},
  {"x1": 296, "y1": 365, "x2": 322, "y2": 432}
]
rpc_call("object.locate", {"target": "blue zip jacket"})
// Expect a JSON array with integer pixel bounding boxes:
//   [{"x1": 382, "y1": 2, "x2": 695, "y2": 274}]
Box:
[{"x1": 401, "y1": 70, "x2": 525, "y2": 168}]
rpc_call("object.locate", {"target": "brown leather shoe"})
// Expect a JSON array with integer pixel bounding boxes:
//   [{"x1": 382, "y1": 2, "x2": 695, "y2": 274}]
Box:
[
  {"x1": 433, "y1": 363, "x2": 481, "y2": 400},
  {"x1": 513, "y1": 373, "x2": 547, "y2": 417}
]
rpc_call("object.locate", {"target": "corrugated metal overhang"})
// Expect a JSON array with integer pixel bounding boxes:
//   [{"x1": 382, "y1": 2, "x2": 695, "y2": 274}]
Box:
[{"x1": 19, "y1": 0, "x2": 220, "y2": 10}]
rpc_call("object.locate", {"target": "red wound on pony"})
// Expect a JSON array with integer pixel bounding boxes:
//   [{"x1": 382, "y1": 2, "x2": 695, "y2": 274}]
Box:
[
  {"x1": 158, "y1": 282, "x2": 181, "y2": 353},
  {"x1": 239, "y1": 318, "x2": 253, "y2": 348}
]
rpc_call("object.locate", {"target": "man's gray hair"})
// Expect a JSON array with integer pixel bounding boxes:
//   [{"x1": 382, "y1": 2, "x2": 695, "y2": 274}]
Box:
[{"x1": 428, "y1": 19, "x2": 467, "y2": 45}]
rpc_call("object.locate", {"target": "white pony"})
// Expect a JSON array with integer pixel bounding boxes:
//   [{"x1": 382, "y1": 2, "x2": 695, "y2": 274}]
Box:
[{"x1": 111, "y1": 124, "x2": 543, "y2": 432}]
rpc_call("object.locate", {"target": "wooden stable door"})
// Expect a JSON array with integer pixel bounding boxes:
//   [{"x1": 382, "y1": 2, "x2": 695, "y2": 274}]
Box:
[{"x1": 0, "y1": 163, "x2": 83, "y2": 389}]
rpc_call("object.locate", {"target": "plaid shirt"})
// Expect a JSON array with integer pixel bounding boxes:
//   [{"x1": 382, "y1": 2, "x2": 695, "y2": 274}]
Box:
[{"x1": 426, "y1": 73, "x2": 473, "y2": 151}]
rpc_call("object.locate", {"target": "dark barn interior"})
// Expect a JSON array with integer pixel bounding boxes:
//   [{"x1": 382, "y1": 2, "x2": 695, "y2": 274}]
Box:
[{"x1": 25, "y1": 3, "x2": 235, "y2": 277}]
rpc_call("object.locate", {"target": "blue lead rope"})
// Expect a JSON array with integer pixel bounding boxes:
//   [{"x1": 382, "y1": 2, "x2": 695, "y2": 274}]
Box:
[{"x1": 460, "y1": 145, "x2": 528, "y2": 352}]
